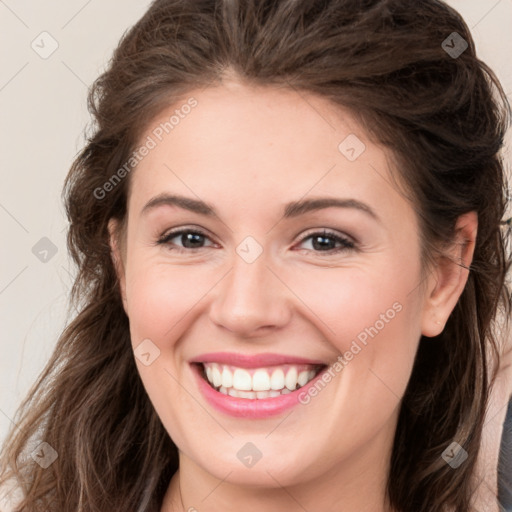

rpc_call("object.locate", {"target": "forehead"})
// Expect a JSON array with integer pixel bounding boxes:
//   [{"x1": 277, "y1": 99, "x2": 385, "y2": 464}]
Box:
[{"x1": 128, "y1": 83, "x2": 410, "y2": 225}]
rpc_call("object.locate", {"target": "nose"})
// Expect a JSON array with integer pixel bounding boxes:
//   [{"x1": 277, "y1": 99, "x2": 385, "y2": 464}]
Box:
[{"x1": 208, "y1": 251, "x2": 292, "y2": 338}]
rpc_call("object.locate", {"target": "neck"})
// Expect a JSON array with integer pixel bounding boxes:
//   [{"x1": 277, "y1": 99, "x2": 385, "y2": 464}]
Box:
[{"x1": 160, "y1": 430, "x2": 395, "y2": 512}]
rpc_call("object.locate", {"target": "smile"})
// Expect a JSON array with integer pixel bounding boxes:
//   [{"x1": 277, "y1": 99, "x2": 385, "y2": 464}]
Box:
[
  {"x1": 200, "y1": 362, "x2": 325, "y2": 399},
  {"x1": 189, "y1": 354, "x2": 330, "y2": 418}
]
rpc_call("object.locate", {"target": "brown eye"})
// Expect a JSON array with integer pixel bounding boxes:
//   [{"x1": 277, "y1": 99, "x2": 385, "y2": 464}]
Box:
[
  {"x1": 297, "y1": 230, "x2": 355, "y2": 253},
  {"x1": 157, "y1": 229, "x2": 215, "y2": 251}
]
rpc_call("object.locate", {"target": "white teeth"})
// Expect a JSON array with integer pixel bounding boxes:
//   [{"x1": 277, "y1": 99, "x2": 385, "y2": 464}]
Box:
[
  {"x1": 212, "y1": 366, "x2": 222, "y2": 388},
  {"x1": 201, "y1": 362, "x2": 322, "y2": 397},
  {"x1": 252, "y1": 369, "x2": 271, "y2": 391},
  {"x1": 233, "y1": 368, "x2": 252, "y2": 391},
  {"x1": 298, "y1": 370, "x2": 309, "y2": 387},
  {"x1": 205, "y1": 366, "x2": 213, "y2": 383},
  {"x1": 285, "y1": 367, "x2": 298, "y2": 390},
  {"x1": 256, "y1": 390, "x2": 281, "y2": 399},
  {"x1": 270, "y1": 368, "x2": 285, "y2": 390},
  {"x1": 221, "y1": 366, "x2": 233, "y2": 388},
  {"x1": 238, "y1": 390, "x2": 257, "y2": 399}
]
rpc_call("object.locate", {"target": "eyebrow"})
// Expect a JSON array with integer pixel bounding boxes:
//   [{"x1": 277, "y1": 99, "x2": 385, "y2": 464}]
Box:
[
  {"x1": 142, "y1": 194, "x2": 215, "y2": 216},
  {"x1": 141, "y1": 193, "x2": 379, "y2": 222},
  {"x1": 283, "y1": 197, "x2": 378, "y2": 221}
]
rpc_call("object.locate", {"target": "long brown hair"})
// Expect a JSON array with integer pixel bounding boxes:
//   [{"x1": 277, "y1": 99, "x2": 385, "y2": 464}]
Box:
[{"x1": 1, "y1": 1, "x2": 511, "y2": 511}]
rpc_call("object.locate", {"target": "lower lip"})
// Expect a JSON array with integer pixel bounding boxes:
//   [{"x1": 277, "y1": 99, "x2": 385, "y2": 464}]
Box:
[{"x1": 191, "y1": 363, "x2": 327, "y2": 419}]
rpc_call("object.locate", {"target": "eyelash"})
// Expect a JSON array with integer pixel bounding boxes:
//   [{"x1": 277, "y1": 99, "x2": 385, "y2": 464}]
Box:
[{"x1": 156, "y1": 227, "x2": 356, "y2": 255}]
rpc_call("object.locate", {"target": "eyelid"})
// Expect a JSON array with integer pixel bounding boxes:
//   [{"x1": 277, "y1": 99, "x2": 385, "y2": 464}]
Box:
[
  {"x1": 156, "y1": 226, "x2": 357, "y2": 254},
  {"x1": 157, "y1": 226, "x2": 215, "y2": 246},
  {"x1": 294, "y1": 228, "x2": 356, "y2": 253},
  {"x1": 296, "y1": 228, "x2": 356, "y2": 245}
]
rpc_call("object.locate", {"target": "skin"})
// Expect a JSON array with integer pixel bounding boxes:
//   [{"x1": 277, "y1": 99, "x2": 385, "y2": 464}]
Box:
[{"x1": 109, "y1": 81, "x2": 477, "y2": 512}]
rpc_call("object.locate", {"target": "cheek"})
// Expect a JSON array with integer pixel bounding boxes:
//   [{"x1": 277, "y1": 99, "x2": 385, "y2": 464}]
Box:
[
  {"x1": 280, "y1": 257, "x2": 423, "y2": 398},
  {"x1": 124, "y1": 260, "x2": 215, "y2": 342},
  {"x1": 280, "y1": 257, "x2": 422, "y2": 347}
]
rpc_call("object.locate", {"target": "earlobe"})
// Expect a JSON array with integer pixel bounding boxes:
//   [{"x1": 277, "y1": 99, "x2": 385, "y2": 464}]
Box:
[
  {"x1": 108, "y1": 218, "x2": 128, "y2": 310},
  {"x1": 421, "y1": 211, "x2": 478, "y2": 337}
]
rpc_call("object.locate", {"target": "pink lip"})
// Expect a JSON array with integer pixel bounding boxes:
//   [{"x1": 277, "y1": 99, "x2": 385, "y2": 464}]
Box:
[
  {"x1": 190, "y1": 362, "x2": 328, "y2": 419},
  {"x1": 189, "y1": 351, "x2": 326, "y2": 368}
]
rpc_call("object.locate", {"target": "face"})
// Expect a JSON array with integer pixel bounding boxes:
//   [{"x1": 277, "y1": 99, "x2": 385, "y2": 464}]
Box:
[{"x1": 110, "y1": 82, "x2": 448, "y2": 491}]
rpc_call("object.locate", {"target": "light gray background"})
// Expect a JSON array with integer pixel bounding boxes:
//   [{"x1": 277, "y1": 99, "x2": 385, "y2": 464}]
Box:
[{"x1": 1, "y1": 0, "x2": 511, "y2": 446}]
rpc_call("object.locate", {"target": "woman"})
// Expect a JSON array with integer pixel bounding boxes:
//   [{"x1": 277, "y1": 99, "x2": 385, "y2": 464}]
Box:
[{"x1": 1, "y1": 1, "x2": 510, "y2": 511}]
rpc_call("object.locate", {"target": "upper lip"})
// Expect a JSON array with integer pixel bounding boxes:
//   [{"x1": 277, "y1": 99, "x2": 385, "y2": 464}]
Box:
[{"x1": 189, "y1": 352, "x2": 327, "y2": 368}]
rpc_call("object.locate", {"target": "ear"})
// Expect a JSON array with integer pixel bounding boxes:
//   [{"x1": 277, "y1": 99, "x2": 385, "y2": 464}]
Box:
[
  {"x1": 421, "y1": 211, "x2": 478, "y2": 337},
  {"x1": 108, "y1": 218, "x2": 128, "y2": 313}
]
